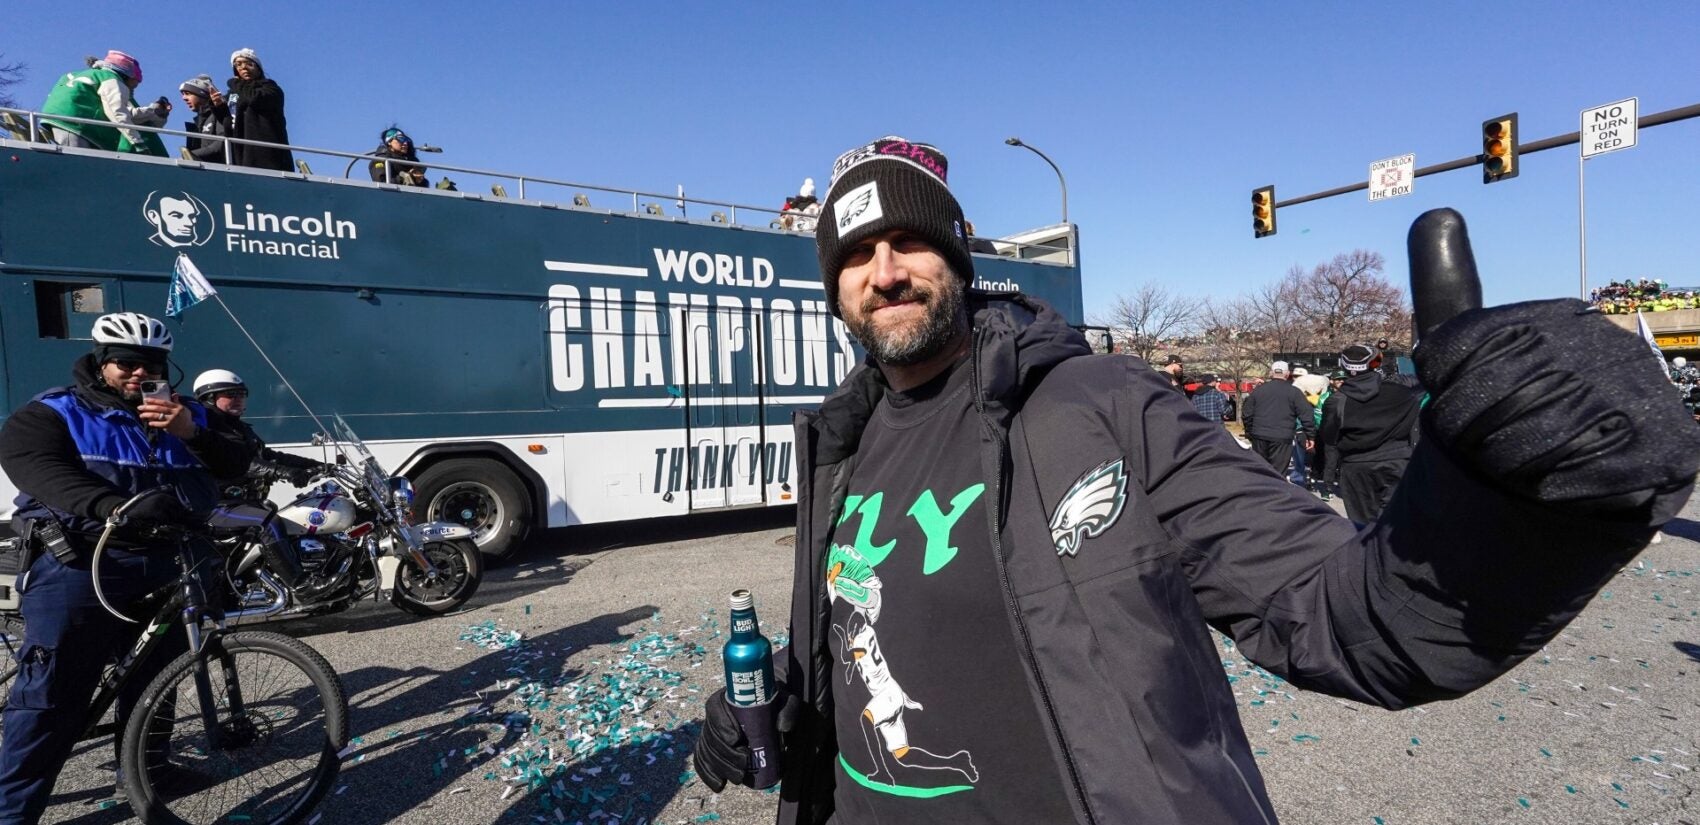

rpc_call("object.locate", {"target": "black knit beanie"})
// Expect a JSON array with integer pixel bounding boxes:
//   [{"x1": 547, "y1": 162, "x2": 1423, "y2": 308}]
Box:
[
  {"x1": 1339, "y1": 343, "x2": 1378, "y2": 374},
  {"x1": 816, "y1": 136, "x2": 974, "y2": 318}
]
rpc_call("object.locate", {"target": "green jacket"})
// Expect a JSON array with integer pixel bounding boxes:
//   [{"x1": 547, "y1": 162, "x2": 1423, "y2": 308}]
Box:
[{"x1": 41, "y1": 67, "x2": 166, "y2": 156}]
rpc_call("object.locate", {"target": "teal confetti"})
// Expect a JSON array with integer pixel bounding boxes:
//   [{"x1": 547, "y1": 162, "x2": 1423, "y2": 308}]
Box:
[
  {"x1": 1292, "y1": 733, "x2": 1321, "y2": 743},
  {"x1": 1517, "y1": 797, "x2": 1530, "y2": 809}
]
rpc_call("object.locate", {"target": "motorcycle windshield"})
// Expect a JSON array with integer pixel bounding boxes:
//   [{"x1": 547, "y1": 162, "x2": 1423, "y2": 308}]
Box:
[
  {"x1": 331, "y1": 414, "x2": 390, "y2": 488},
  {"x1": 332, "y1": 414, "x2": 376, "y2": 465}
]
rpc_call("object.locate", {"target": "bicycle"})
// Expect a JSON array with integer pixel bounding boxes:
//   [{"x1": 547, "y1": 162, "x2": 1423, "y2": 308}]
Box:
[{"x1": 0, "y1": 489, "x2": 349, "y2": 824}]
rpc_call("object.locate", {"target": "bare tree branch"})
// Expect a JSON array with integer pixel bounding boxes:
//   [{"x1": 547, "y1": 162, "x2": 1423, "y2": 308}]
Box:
[
  {"x1": 1094, "y1": 283, "x2": 1204, "y2": 363},
  {"x1": 0, "y1": 56, "x2": 24, "y2": 109},
  {"x1": 1196, "y1": 297, "x2": 1271, "y2": 401}
]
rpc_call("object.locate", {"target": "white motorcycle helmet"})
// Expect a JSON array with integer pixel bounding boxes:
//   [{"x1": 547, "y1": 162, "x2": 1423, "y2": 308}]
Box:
[
  {"x1": 91, "y1": 311, "x2": 173, "y2": 352},
  {"x1": 1674, "y1": 357, "x2": 1689, "y2": 369},
  {"x1": 193, "y1": 369, "x2": 246, "y2": 402}
]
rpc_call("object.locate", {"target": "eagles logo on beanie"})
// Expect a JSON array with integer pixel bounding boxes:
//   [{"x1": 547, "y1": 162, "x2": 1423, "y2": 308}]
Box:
[{"x1": 816, "y1": 136, "x2": 975, "y2": 318}]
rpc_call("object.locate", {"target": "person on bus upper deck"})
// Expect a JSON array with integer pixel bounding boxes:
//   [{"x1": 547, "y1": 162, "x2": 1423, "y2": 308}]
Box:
[
  {"x1": 40, "y1": 51, "x2": 169, "y2": 156},
  {"x1": 0, "y1": 312, "x2": 253, "y2": 823},
  {"x1": 225, "y1": 48, "x2": 293, "y2": 171},
  {"x1": 368, "y1": 127, "x2": 430, "y2": 187},
  {"x1": 178, "y1": 74, "x2": 230, "y2": 163},
  {"x1": 781, "y1": 178, "x2": 820, "y2": 231},
  {"x1": 689, "y1": 133, "x2": 1700, "y2": 825}
]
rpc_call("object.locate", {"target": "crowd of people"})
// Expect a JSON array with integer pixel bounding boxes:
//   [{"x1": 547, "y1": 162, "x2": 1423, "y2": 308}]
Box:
[
  {"x1": 1591, "y1": 279, "x2": 1698, "y2": 314},
  {"x1": 37, "y1": 48, "x2": 433, "y2": 187},
  {"x1": 1669, "y1": 357, "x2": 1700, "y2": 421},
  {"x1": 1161, "y1": 347, "x2": 1420, "y2": 517}
]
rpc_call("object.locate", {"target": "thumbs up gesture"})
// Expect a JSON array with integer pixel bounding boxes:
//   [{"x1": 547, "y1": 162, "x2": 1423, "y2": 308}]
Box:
[{"x1": 1409, "y1": 209, "x2": 1700, "y2": 517}]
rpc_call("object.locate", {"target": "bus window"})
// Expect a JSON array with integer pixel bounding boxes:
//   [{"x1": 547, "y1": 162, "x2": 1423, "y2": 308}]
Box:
[{"x1": 34, "y1": 282, "x2": 107, "y2": 340}]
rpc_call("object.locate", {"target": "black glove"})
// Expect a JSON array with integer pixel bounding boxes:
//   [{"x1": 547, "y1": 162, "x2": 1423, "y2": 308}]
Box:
[
  {"x1": 121, "y1": 492, "x2": 192, "y2": 527},
  {"x1": 287, "y1": 463, "x2": 325, "y2": 487},
  {"x1": 691, "y1": 687, "x2": 801, "y2": 792},
  {"x1": 1410, "y1": 208, "x2": 1700, "y2": 517}
]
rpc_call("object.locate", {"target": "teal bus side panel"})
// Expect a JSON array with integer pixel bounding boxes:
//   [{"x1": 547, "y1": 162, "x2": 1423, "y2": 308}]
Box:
[{"x1": 0, "y1": 150, "x2": 1083, "y2": 444}]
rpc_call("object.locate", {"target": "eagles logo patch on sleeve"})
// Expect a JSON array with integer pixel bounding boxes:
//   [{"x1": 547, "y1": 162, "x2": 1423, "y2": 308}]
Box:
[{"x1": 1049, "y1": 458, "x2": 1128, "y2": 556}]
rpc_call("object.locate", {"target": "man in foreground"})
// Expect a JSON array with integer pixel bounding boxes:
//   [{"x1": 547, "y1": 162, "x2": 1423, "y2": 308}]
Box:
[{"x1": 693, "y1": 135, "x2": 1699, "y2": 824}]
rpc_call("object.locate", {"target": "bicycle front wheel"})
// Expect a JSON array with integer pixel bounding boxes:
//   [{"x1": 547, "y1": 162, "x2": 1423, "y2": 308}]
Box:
[{"x1": 120, "y1": 630, "x2": 349, "y2": 825}]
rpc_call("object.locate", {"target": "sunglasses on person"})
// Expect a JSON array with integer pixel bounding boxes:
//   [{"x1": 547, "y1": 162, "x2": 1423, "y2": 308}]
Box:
[
  {"x1": 217, "y1": 389, "x2": 250, "y2": 400},
  {"x1": 107, "y1": 359, "x2": 165, "y2": 375}
]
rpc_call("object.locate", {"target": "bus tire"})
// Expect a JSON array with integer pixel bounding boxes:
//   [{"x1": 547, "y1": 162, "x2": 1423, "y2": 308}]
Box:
[{"x1": 412, "y1": 458, "x2": 531, "y2": 564}]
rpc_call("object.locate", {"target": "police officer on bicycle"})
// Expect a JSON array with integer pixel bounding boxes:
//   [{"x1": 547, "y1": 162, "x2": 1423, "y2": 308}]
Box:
[{"x1": 0, "y1": 312, "x2": 252, "y2": 822}]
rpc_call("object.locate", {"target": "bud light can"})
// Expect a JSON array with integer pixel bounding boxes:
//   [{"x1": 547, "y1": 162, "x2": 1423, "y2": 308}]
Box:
[{"x1": 723, "y1": 589, "x2": 781, "y2": 788}]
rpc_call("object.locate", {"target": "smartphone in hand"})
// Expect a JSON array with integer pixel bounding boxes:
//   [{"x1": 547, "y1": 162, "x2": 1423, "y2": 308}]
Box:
[{"x1": 141, "y1": 380, "x2": 172, "y2": 403}]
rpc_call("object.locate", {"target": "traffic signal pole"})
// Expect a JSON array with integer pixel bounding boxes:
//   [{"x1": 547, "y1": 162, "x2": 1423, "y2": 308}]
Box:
[
  {"x1": 1579, "y1": 150, "x2": 1588, "y2": 299},
  {"x1": 1270, "y1": 102, "x2": 1700, "y2": 210}
]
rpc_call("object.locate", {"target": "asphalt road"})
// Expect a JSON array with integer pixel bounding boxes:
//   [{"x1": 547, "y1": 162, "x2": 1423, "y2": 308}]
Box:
[{"x1": 35, "y1": 497, "x2": 1700, "y2": 825}]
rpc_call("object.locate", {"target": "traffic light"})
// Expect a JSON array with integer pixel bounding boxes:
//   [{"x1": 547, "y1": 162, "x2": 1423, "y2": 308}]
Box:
[
  {"x1": 1252, "y1": 185, "x2": 1276, "y2": 238},
  {"x1": 1482, "y1": 113, "x2": 1519, "y2": 183}
]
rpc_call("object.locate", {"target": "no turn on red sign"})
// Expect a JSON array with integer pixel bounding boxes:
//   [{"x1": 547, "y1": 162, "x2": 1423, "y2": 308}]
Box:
[
  {"x1": 1368, "y1": 154, "x2": 1415, "y2": 202},
  {"x1": 1582, "y1": 98, "x2": 1638, "y2": 159}
]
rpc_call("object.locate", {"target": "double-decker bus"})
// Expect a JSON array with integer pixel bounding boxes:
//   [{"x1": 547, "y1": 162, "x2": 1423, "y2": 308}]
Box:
[{"x1": 0, "y1": 111, "x2": 1085, "y2": 560}]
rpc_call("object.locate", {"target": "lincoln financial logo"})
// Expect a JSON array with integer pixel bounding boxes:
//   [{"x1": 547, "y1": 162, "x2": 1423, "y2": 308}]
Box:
[
  {"x1": 142, "y1": 191, "x2": 214, "y2": 248},
  {"x1": 141, "y1": 191, "x2": 358, "y2": 260}
]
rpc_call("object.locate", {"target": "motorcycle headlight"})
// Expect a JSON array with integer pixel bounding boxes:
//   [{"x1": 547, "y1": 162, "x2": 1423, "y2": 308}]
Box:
[{"x1": 387, "y1": 477, "x2": 415, "y2": 508}]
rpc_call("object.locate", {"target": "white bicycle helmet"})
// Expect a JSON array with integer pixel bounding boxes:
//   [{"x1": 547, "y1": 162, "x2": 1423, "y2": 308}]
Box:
[
  {"x1": 193, "y1": 369, "x2": 246, "y2": 401},
  {"x1": 91, "y1": 312, "x2": 173, "y2": 352}
]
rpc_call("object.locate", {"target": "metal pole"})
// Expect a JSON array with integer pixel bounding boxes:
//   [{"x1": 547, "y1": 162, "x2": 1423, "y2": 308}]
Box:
[
  {"x1": 1005, "y1": 138, "x2": 1069, "y2": 225},
  {"x1": 1578, "y1": 154, "x2": 1588, "y2": 299},
  {"x1": 519, "y1": 177, "x2": 527, "y2": 200}
]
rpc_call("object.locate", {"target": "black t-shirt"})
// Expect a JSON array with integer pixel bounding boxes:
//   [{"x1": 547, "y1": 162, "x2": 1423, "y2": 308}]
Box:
[{"x1": 827, "y1": 358, "x2": 1075, "y2": 823}]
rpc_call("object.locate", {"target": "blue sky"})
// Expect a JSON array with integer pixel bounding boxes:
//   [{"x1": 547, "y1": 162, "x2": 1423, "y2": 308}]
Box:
[{"x1": 11, "y1": 1, "x2": 1698, "y2": 315}]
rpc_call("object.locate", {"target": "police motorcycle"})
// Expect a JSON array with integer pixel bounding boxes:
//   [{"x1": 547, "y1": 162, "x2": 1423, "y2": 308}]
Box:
[{"x1": 214, "y1": 415, "x2": 482, "y2": 620}]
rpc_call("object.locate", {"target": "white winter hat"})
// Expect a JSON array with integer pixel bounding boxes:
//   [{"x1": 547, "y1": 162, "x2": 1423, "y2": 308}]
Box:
[
  {"x1": 799, "y1": 177, "x2": 816, "y2": 198},
  {"x1": 230, "y1": 48, "x2": 264, "y2": 73}
]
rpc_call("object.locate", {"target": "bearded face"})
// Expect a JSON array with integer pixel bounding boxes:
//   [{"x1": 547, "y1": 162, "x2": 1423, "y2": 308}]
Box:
[{"x1": 836, "y1": 231, "x2": 967, "y2": 367}]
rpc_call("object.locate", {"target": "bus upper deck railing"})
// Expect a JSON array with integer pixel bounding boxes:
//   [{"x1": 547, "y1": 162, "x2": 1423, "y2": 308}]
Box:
[{"x1": 0, "y1": 106, "x2": 1075, "y2": 264}]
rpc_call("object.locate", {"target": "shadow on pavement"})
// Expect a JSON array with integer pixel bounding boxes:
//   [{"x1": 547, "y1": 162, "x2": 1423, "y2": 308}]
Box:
[
  {"x1": 1660, "y1": 517, "x2": 1700, "y2": 542},
  {"x1": 526, "y1": 506, "x2": 796, "y2": 559},
  {"x1": 1673, "y1": 641, "x2": 1700, "y2": 664},
  {"x1": 317, "y1": 605, "x2": 659, "y2": 825}
]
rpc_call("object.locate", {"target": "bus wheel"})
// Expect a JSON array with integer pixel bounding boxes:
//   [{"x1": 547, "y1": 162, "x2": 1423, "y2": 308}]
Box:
[{"x1": 413, "y1": 458, "x2": 531, "y2": 565}]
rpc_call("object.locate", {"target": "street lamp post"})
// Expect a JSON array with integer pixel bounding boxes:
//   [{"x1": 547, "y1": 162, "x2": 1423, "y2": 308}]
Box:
[{"x1": 1005, "y1": 137, "x2": 1069, "y2": 226}]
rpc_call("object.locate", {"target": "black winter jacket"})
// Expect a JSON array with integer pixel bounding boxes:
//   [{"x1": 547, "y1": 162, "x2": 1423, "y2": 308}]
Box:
[
  {"x1": 226, "y1": 74, "x2": 292, "y2": 171},
  {"x1": 184, "y1": 101, "x2": 231, "y2": 163},
  {"x1": 775, "y1": 293, "x2": 1661, "y2": 824},
  {"x1": 1241, "y1": 378, "x2": 1314, "y2": 441},
  {"x1": 205, "y1": 408, "x2": 323, "y2": 498},
  {"x1": 367, "y1": 144, "x2": 429, "y2": 187},
  {"x1": 1319, "y1": 371, "x2": 1422, "y2": 463}
]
